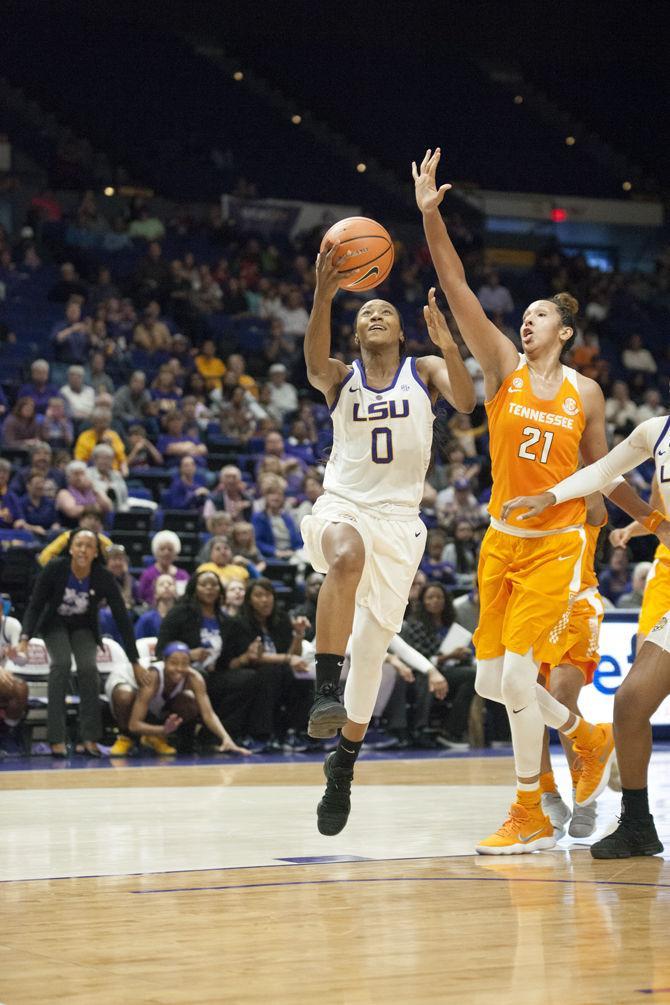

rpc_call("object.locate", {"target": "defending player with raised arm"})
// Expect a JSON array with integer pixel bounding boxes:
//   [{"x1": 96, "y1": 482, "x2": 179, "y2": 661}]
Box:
[
  {"x1": 413, "y1": 147, "x2": 659, "y2": 856},
  {"x1": 302, "y1": 243, "x2": 475, "y2": 836},
  {"x1": 502, "y1": 416, "x2": 670, "y2": 858}
]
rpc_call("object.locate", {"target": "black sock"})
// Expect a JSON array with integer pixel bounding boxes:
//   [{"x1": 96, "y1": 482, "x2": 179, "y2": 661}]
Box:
[
  {"x1": 332, "y1": 734, "x2": 363, "y2": 775},
  {"x1": 315, "y1": 653, "x2": 345, "y2": 692},
  {"x1": 622, "y1": 787, "x2": 650, "y2": 820}
]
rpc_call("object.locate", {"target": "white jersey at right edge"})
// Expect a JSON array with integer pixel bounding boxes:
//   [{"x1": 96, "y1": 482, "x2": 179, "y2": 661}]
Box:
[{"x1": 323, "y1": 356, "x2": 435, "y2": 513}]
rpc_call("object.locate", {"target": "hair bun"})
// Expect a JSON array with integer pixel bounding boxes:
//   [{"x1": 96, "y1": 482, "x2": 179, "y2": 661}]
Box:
[{"x1": 554, "y1": 291, "x2": 579, "y2": 317}]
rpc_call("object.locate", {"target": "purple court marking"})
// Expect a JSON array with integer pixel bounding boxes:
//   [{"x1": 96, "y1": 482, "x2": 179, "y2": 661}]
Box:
[
  {"x1": 131, "y1": 874, "x2": 670, "y2": 895},
  {"x1": 277, "y1": 855, "x2": 372, "y2": 864}
]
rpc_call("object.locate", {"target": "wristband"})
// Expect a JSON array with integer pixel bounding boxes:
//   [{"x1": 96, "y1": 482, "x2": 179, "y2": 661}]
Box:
[{"x1": 642, "y1": 509, "x2": 665, "y2": 533}]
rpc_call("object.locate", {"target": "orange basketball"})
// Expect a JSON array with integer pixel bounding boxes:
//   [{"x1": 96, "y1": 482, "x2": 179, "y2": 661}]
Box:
[{"x1": 320, "y1": 216, "x2": 394, "y2": 291}]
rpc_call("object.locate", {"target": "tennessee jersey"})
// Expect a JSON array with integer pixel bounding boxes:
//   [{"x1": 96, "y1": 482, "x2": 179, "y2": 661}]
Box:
[
  {"x1": 487, "y1": 356, "x2": 586, "y2": 532},
  {"x1": 324, "y1": 356, "x2": 434, "y2": 515}
]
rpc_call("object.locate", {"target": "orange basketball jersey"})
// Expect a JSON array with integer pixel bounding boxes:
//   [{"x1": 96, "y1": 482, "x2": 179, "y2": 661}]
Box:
[{"x1": 487, "y1": 358, "x2": 586, "y2": 532}]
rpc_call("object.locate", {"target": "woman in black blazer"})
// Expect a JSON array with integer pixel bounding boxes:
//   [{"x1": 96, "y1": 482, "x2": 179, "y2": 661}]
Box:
[{"x1": 18, "y1": 528, "x2": 143, "y2": 757}]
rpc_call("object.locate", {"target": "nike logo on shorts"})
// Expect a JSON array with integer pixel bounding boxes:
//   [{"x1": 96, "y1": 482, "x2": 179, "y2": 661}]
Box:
[
  {"x1": 512, "y1": 706, "x2": 527, "y2": 714},
  {"x1": 415, "y1": 531, "x2": 422, "y2": 537},
  {"x1": 557, "y1": 555, "x2": 572, "y2": 561}
]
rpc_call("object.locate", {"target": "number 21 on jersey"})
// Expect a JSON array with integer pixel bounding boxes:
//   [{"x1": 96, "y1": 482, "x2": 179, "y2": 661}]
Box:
[{"x1": 518, "y1": 425, "x2": 554, "y2": 464}]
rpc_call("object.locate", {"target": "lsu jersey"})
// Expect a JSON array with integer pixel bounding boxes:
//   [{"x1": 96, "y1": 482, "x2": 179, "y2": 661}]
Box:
[
  {"x1": 487, "y1": 356, "x2": 586, "y2": 532},
  {"x1": 324, "y1": 356, "x2": 435, "y2": 514}
]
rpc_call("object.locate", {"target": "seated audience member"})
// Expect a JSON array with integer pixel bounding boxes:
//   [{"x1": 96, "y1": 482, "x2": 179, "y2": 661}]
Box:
[
  {"x1": 10, "y1": 443, "x2": 64, "y2": 496},
  {"x1": 218, "y1": 385, "x2": 257, "y2": 442},
  {"x1": 2, "y1": 397, "x2": 42, "y2": 449},
  {"x1": 195, "y1": 338, "x2": 226, "y2": 392},
  {"x1": 289, "y1": 472, "x2": 324, "y2": 526},
  {"x1": 203, "y1": 509, "x2": 234, "y2": 542},
  {"x1": 74, "y1": 407, "x2": 128, "y2": 475},
  {"x1": 622, "y1": 332, "x2": 657, "y2": 375},
  {"x1": 18, "y1": 359, "x2": 59, "y2": 414},
  {"x1": 605, "y1": 380, "x2": 639, "y2": 436},
  {"x1": 163, "y1": 455, "x2": 209, "y2": 510},
  {"x1": 88, "y1": 443, "x2": 129, "y2": 512},
  {"x1": 251, "y1": 481, "x2": 302, "y2": 559},
  {"x1": 39, "y1": 397, "x2": 74, "y2": 451},
  {"x1": 157, "y1": 411, "x2": 208, "y2": 468},
  {"x1": 399, "y1": 582, "x2": 475, "y2": 748},
  {"x1": 204, "y1": 465, "x2": 252, "y2": 520},
  {"x1": 222, "y1": 578, "x2": 246, "y2": 618},
  {"x1": 197, "y1": 536, "x2": 253, "y2": 587},
  {"x1": 134, "y1": 574, "x2": 177, "y2": 639},
  {"x1": 225, "y1": 353, "x2": 258, "y2": 397},
  {"x1": 50, "y1": 299, "x2": 91, "y2": 366},
  {"x1": 105, "y1": 641, "x2": 249, "y2": 756},
  {"x1": 55, "y1": 460, "x2": 112, "y2": 528},
  {"x1": 420, "y1": 530, "x2": 456, "y2": 585},
  {"x1": 126, "y1": 424, "x2": 163, "y2": 470},
  {"x1": 133, "y1": 301, "x2": 172, "y2": 353},
  {"x1": 215, "y1": 579, "x2": 309, "y2": 750},
  {"x1": 441, "y1": 518, "x2": 478, "y2": 587},
  {"x1": 59, "y1": 365, "x2": 96, "y2": 422},
  {"x1": 87, "y1": 350, "x2": 114, "y2": 396},
  {"x1": 436, "y1": 477, "x2": 487, "y2": 526},
  {"x1": 598, "y1": 547, "x2": 633, "y2": 606},
  {"x1": 150, "y1": 367, "x2": 182, "y2": 416},
  {"x1": 48, "y1": 262, "x2": 88, "y2": 303},
  {"x1": 156, "y1": 571, "x2": 231, "y2": 677},
  {"x1": 256, "y1": 431, "x2": 307, "y2": 493},
  {"x1": 637, "y1": 387, "x2": 665, "y2": 424},
  {"x1": 112, "y1": 371, "x2": 153, "y2": 426},
  {"x1": 616, "y1": 561, "x2": 652, "y2": 608},
  {"x1": 138, "y1": 530, "x2": 190, "y2": 605},
  {"x1": 266, "y1": 363, "x2": 298, "y2": 424},
  {"x1": 230, "y1": 520, "x2": 266, "y2": 572},
  {"x1": 0, "y1": 459, "x2": 23, "y2": 530},
  {"x1": 0, "y1": 604, "x2": 29, "y2": 743},
  {"x1": 290, "y1": 572, "x2": 323, "y2": 642},
  {"x1": 98, "y1": 545, "x2": 141, "y2": 643},
  {"x1": 39, "y1": 506, "x2": 112, "y2": 565},
  {"x1": 17, "y1": 473, "x2": 59, "y2": 536}
]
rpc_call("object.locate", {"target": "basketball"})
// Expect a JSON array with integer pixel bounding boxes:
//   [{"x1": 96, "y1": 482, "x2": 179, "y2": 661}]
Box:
[{"x1": 320, "y1": 216, "x2": 394, "y2": 291}]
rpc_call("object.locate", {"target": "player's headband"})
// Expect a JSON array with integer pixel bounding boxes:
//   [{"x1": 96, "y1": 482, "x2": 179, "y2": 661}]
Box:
[{"x1": 163, "y1": 642, "x2": 190, "y2": 658}]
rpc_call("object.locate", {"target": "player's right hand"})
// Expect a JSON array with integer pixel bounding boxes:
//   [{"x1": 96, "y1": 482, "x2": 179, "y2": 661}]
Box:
[
  {"x1": 163, "y1": 714, "x2": 183, "y2": 736},
  {"x1": 315, "y1": 242, "x2": 347, "y2": 299},
  {"x1": 501, "y1": 492, "x2": 556, "y2": 522},
  {"x1": 412, "y1": 148, "x2": 452, "y2": 214}
]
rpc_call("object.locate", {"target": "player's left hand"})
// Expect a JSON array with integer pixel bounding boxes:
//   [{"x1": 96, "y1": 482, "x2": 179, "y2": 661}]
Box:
[
  {"x1": 501, "y1": 492, "x2": 556, "y2": 522},
  {"x1": 423, "y1": 287, "x2": 455, "y2": 349}
]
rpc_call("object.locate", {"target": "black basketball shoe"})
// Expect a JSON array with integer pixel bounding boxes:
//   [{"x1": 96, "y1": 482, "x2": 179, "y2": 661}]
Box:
[
  {"x1": 317, "y1": 751, "x2": 353, "y2": 835},
  {"x1": 591, "y1": 814, "x2": 664, "y2": 859},
  {"x1": 308, "y1": 683, "x2": 348, "y2": 739}
]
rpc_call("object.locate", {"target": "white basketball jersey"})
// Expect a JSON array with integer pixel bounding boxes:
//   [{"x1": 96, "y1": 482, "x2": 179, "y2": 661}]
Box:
[{"x1": 323, "y1": 356, "x2": 435, "y2": 514}]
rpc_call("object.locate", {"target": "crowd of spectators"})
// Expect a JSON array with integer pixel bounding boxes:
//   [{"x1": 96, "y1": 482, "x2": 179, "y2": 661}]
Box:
[{"x1": 1, "y1": 189, "x2": 669, "y2": 755}]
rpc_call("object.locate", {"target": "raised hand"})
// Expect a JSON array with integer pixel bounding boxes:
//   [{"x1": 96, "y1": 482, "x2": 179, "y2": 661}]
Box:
[
  {"x1": 501, "y1": 492, "x2": 556, "y2": 522},
  {"x1": 423, "y1": 287, "x2": 454, "y2": 349},
  {"x1": 412, "y1": 148, "x2": 452, "y2": 214},
  {"x1": 314, "y1": 242, "x2": 349, "y2": 301}
]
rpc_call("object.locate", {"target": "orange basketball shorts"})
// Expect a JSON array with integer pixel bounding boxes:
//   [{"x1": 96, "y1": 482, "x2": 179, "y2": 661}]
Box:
[
  {"x1": 540, "y1": 588, "x2": 604, "y2": 686},
  {"x1": 638, "y1": 544, "x2": 670, "y2": 638},
  {"x1": 473, "y1": 524, "x2": 587, "y2": 666}
]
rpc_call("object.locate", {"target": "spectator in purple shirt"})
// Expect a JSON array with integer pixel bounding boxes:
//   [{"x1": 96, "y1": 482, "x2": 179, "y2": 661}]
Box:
[
  {"x1": 164, "y1": 456, "x2": 209, "y2": 509},
  {"x1": 0, "y1": 459, "x2": 23, "y2": 529},
  {"x1": 156, "y1": 411, "x2": 208, "y2": 468},
  {"x1": 17, "y1": 472, "x2": 59, "y2": 536},
  {"x1": 18, "y1": 359, "x2": 60, "y2": 415},
  {"x1": 138, "y1": 530, "x2": 191, "y2": 605}
]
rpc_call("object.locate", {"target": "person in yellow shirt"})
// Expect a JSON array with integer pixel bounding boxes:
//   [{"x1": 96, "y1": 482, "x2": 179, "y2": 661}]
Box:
[
  {"x1": 38, "y1": 506, "x2": 112, "y2": 566},
  {"x1": 196, "y1": 536, "x2": 250, "y2": 588},
  {"x1": 194, "y1": 339, "x2": 226, "y2": 392},
  {"x1": 74, "y1": 407, "x2": 128, "y2": 475}
]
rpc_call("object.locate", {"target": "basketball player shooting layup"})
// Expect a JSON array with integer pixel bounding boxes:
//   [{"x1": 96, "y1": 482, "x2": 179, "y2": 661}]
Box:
[{"x1": 301, "y1": 242, "x2": 476, "y2": 836}]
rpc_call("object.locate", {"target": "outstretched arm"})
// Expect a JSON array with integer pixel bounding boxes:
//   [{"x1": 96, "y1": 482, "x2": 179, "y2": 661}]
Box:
[
  {"x1": 416, "y1": 288, "x2": 475, "y2": 413},
  {"x1": 304, "y1": 245, "x2": 350, "y2": 406},
  {"x1": 413, "y1": 148, "x2": 519, "y2": 398}
]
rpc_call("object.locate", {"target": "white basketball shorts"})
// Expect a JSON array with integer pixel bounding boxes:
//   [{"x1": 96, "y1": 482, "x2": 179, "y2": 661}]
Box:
[{"x1": 301, "y1": 492, "x2": 427, "y2": 633}]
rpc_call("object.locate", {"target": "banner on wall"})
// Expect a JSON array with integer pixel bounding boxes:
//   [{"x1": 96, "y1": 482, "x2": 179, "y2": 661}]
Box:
[
  {"x1": 221, "y1": 195, "x2": 360, "y2": 239},
  {"x1": 577, "y1": 612, "x2": 670, "y2": 725}
]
